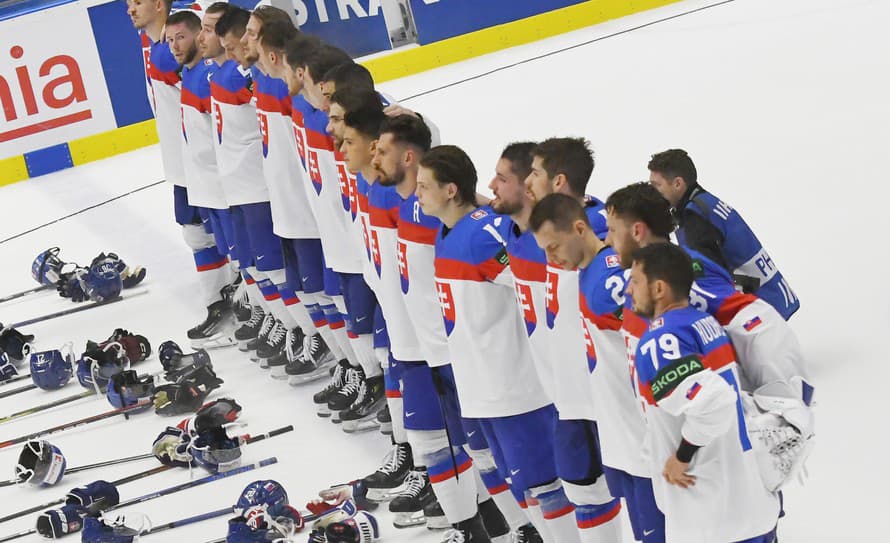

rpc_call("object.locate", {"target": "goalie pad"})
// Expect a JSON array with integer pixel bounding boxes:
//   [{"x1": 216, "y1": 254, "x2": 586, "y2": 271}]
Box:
[
  {"x1": 30, "y1": 345, "x2": 75, "y2": 390},
  {"x1": 744, "y1": 379, "x2": 816, "y2": 492},
  {"x1": 15, "y1": 440, "x2": 66, "y2": 487},
  {"x1": 36, "y1": 504, "x2": 84, "y2": 539}
]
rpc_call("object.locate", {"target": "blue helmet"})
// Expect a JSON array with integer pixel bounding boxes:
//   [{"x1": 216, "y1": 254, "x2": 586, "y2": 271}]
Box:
[
  {"x1": 29, "y1": 347, "x2": 74, "y2": 390},
  {"x1": 76, "y1": 343, "x2": 128, "y2": 392},
  {"x1": 31, "y1": 247, "x2": 65, "y2": 286},
  {"x1": 82, "y1": 258, "x2": 123, "y2": 302},
  {"x1": 15, "y1": 440, "x2": 67, "y2": 487},
  {"x1": 235, "y1": 480, "x2": 289, "y2": 518},
  {"x1": 190, "y1": 426, "x2": 242, "y2": 473},
  {"x1": 106, "y1": 370, "x2": 153, "y2": 409}
]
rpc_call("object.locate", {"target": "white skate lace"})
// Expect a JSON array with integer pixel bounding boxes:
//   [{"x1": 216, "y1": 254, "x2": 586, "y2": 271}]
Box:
[
  {"x1": 397, "y1": 470, "x2": 427, "y2": 499},
  {"x1": 245, "y1": 306, "x2": 264, "y2": 328},
  {"x1": 338, "y1": 368, "x2": 363, "y2": 397},
  {"x1": 303, "y1": 334, "x2": 322, "y2": 365},
  {"x1": 266, "y1": 321, "x2": 287, "y2": 347},
  {"x1": 377, "y1": 443, "x2": 409, "y2": 476},
  {"x1": 348, "y1": 380, "x2": 369, "y2": 409},
  {"x1": 285, "y1": 329, "x2": 301, "y2": 362},
  {"x1": 322, "y1": 363, "x2": 347, "y2": 393},
  {"x1": 512, "y1": 525, "x2": 535, "y2": 543},
  {"x1": 257, "y1": 314, "x2": 275, "y2": 340},
  {"x1": 441, "y1": 528, "x2": 467, "y2": 543}
]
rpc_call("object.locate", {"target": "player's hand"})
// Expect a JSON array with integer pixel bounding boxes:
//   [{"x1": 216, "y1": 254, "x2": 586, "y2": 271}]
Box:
[
  {"x1": 663, "y1": 455, "x2": 695, "y2": 488},
  {"x1": 383, "y1": 104, "x2": 419, "y2": 119}
]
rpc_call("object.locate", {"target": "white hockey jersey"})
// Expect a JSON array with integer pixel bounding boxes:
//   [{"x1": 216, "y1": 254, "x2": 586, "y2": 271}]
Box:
[
  {"x1": 180, "y1": 60, "x2": 227, "y2": 209},
  {"x1": 142, "y1": 32, "x2": 186, "y2": 187}
]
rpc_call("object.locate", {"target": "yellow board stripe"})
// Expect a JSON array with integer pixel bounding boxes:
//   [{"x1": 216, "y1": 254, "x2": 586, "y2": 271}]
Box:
[
  {"x1": 0, "y1": 154, "x2": 29, "y2": 187},
  {"x1": 363, "y1": 0, "x2": 681, "y2": 83},
  {"x1": 68, "y1": 119, "x2": 159, "y2": 166}
]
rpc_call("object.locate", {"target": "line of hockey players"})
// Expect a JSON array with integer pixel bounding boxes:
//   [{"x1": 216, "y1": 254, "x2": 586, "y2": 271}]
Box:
[{"x1": 125, "y1": 0, "x2": 815, "y2": 541}]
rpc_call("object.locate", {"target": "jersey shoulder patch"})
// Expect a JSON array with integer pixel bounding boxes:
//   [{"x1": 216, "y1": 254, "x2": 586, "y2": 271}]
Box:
[
  {"x1": 470, "y1": 209, "x2": 489, "y2": 220},
  {"x1": 605, "y1": 254, "x2": 620, "y2": 268}
]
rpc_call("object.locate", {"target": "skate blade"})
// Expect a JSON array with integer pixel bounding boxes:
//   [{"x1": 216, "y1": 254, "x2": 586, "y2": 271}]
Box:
[
  {"x1": 191, "y1": 335, "x2": 236, "y2": 351},
  {"x1": 237, "y1": 340, "x2": 253, "y2": 352},
  {"x1": 379, "y1": 422, "x2": 393, "y2": 435},
  {"x1": 287, "y1": 367, "x2": 331, "y2": 386},
  {"x1": 365, "y1": 485, "x2": 406, "y2": 503},
  {"x1": 424, "y1": 515, "x2": 450, "y2": 530},
  {"x1": 392, "y1": 512, "x2": 426, "y2": 529},
  {"x1": 490, "y1": 535, "x2": 511, "y2": 543},
  {"x1": 342, "y1": 418, "x2": 381, "y2": 433},
  {"x1": 258, "y1": 359, "x2": 270, "y2": 369},
  {"x1": 316, "y1": 404, "x2": 331, "y2": 417},
  {"x1": 269, "y1": 367, "x2": 288, "y2": 379}
]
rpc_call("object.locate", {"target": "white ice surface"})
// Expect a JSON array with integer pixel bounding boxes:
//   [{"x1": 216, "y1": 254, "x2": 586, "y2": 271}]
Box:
[{"x1": 0, "y1": 0, "x2": 887, "y2": 540}]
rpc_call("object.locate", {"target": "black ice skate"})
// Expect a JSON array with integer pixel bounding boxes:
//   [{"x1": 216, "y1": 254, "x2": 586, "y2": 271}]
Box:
[
  {"x1": 342, "y1": 375, "x2": 385, "y2": 433},
  {"x1": 235, "y1": 305, "x2": 265, "y2": 351},
  {"x1": 328, "y1": 365, "x2": 364, "y2": 423},
  {"x1": 286, "y1": 332, "x2": 336, "y2": 385},
  {"x1": 512, "y1": 524, "x2": 543, "y2": 543},
  {"x1": 363, "y1": 441, "x2": 413, "y2": 502},
  {"x1": 478, "y1": 498, "x2": 510, "y2": 542},
  {"x1": 271, "y1": 327, "x2": 304, "y2": 380},
  {"x1": 187, "y1": 299, "x2": 235, "y2": 350},
  {"x1": 256, "y1": 319, "x2": 286, "y2": 368},
  {"x1": 377, "y1": 404, "x2": 392, "y2": 436},
  {"x1": 441, "y1": 514, "x2": 491, "y2": 542},
  {"x1": 424, "y1": 500, "x2": 449, "y2": 530},
  {"x1": 247, "y1": 313, "x2": 275, "y2": 362},
  {"x1": 313, "y1": 359, "x2": 351, "y2": 417},
  {"x1": 389, "y1": 469, "x2": 437, "y2": 529}
]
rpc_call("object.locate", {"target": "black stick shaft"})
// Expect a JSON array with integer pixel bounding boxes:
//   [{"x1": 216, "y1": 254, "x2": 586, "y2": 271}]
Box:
[
  {"x1": 0, "y1": 285, "x2": 50, "y2": 304},
  {"x1": 0, "y1": 528, "x2": 34, "y2": 542},
  {"x1": 145, "y1": 506, "x2": 234, "y2": 535},
  {"x1": 109, "y1": 457, "x2": 278, "y2": 511},
  {"x1": 0, "y1": 373, "x2": 32, "y2": 387},
  {"x1": 0, "y1": 383, "x2": 36, "y2": 400},
  {"x1": 0, "y1": 452, "x2": 156, "y2": 489},
  {"x1": 11, "y1": 289, "x2": 148, "y2": 328},
  {"x1": 0, "y1": 399, "x2": 149, "y2": 450}
]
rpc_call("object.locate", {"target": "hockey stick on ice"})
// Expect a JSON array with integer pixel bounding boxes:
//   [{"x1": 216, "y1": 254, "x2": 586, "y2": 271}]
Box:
[
  {"x1": 143, "y1": 506, "x2": 235, "y2": 536},
  {"x1": 0, "y1": 285, "x2": 52, "y2": 304},
  {"x1": 0, "y1": 382, "x2": 37, "y2": 400},
  {"x1": 11, "y1": 288, "x2": 149, "y2": 328},
  {"x1": 0, "y1": 389, "x2": 98, "y2": 427},
  {"x1": 0, "y1": 398, "x2": 150, "y2": 450},
  {"x1": 0, "y1": 458, "x2": 278, "y2": 541},
  {"x1": 0, "y1": 452, "x2": 155, "y2": 489},
  {"x1": 0, "y1": 373, "x2": 32, "y2": 387}
]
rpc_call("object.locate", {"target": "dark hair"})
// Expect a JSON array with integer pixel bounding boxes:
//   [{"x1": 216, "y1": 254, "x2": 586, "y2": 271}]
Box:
[
  {"x1": 215, "y1": 7, "x2": 250, "y2": 38},
  {"x1": 648, "y1": 149, "x2": 697, "y2": 187},
  {"x1": 500, "y1": 141, "x2": 536, "y2": 181},
  {"x1": 251, "y1": 5, "x2": 294, "y2": 36},
  {"x1": 419, "y1": 145, "x2": 477, "y2": 206},
  {"x1": 605, "y1": 182, "x2": 674, "y2": 238},
  {"x1": 330, "y1": 88, "x2": 383, "y2": 114},
  {"x1": 306, "y1": 45, "x2": 352, "y2": 83},
  {"x1": 322, "y1": 62, "x2": 374, "y2": 91},
  {"x1": 630, "y1": 243, "x2": 694, "y2": 301},
  {"x1": 531, "y1": 137, "x2": 594, "y2": 197},
  {"x1": 259, "y1": 19, "x2": 298, "y2": 52},
  {"x1": 379, "y1": 115, "x2": 431, "y2": 153},
  {"x1": 343, "y1": 107, "x2": 386, "y2": 140},
  {"x1": 283, "y1": 34, "x2": 323, "y2": 69},
  {"x1": 161, "y1": 0, "x2": 173, "y2": 15},
  {"x1": 205, "y1": 2, "x2": 231, "y2": 16},
  {"x1": 166, "y1": 9, "x2": 201, "y2": 31},
  {"x1": 529, "y1": 193, "x2": 590, "y2": 234}
]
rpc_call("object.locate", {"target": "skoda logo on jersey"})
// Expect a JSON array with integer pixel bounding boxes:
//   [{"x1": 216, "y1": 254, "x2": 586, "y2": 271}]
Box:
[
  {"x1": 582, "y1": 318, "x2": 597, "y2": 373},
  {"x1": 545, "y1": 270, "x2": 560, "y2": 329},
  {"x1": 398, "y1": 241, "x2": 409, "y2": 294},
  {"x1": 436, "y1": 281, "x2": 456, "y2": 336},
  {"x1": 514, "y1": 282, "x2": 537, "y2": 336}
]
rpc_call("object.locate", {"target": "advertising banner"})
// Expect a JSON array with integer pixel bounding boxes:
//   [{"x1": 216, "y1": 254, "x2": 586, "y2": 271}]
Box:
[{"x1": 0, "y1": 1, "x2": 116, "y2": 158}]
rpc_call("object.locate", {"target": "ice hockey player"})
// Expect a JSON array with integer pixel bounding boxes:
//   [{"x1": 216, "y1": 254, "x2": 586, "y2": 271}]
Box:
[
  {"x1": 126, "y1": 0, "x2": 234, "y2": 343},
  {"x1": 421, "y1": 144, "x2": 581, "y2": 541},
  {"x1": 528, "y1": 194, "x2": 665, "y2": 541},
  {"x1": 626, "y1": 242, "x2": 779, "y2": 542},
  {"x1": 647, "y1": 149, "x2": 799, "y2": 320},
  {"x1": 493, "y1": 141, "x2": 624, "y2": 542}
]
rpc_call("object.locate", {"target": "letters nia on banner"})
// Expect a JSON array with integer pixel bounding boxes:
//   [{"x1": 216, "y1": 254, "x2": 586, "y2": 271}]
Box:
[{"x1": 0, "y1": 3, "x2": 115, "y2": 157}]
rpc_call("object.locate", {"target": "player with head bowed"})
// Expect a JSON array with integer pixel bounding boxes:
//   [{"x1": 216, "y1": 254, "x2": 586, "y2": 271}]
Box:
[
  {"x1": 625, "y1": 242, "x2": 779, "y2": 543},
  {"x1": 420, "y1": 144, "x2": 586, "y2": 542},
  {"x1": 127, "y1": 0, "x2": 235, "y2": 345},
  {"x1": 647, "y1": 149, "x2": 799, "y2": 320},
  {"x1": 528, "y1": 193, "x2": 666, "y2": 542}
]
